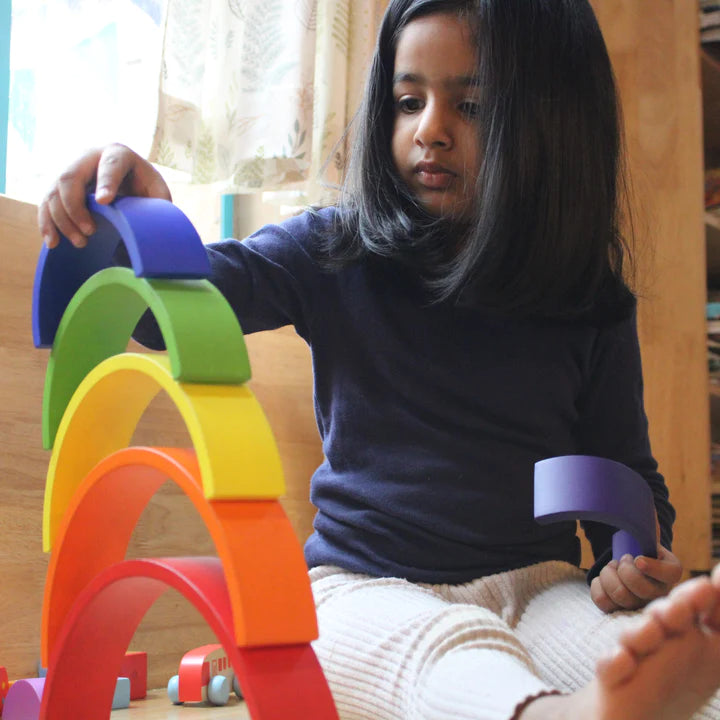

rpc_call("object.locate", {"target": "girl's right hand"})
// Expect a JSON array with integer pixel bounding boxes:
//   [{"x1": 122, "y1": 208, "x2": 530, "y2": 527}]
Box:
[{"x1": 37, "y1": 143, "x2": 172, "y2": 250}]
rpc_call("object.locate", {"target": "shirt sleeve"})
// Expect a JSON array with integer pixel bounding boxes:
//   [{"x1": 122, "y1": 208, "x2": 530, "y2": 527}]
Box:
[
  {"x1": 573, "y1": 308, "x2": 675, "y2": 580},
  {"x1": 132, "y1": 208, "x2": 331, "y2": 348}
]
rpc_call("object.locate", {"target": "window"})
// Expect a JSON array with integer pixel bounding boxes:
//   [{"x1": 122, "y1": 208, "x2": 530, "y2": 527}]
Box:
[{"x1": 6, "y1": 0, "x2": 163, "y2": 202}]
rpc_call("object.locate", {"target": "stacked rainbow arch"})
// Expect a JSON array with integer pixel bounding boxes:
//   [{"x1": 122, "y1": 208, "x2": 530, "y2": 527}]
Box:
[{"x1": 31, "y1": 195, "x2": 338, "y2": 719}]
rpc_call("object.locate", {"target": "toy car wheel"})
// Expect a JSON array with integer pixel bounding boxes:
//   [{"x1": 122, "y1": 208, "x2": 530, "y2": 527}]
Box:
[
  {"x1": 207, "y1": 675, "x2": 230, "y2": 706},
  {"x1": 167, "y1": 675, "x2": 182, "y2": 705},
  {"x1": 232, "y1": 673, "x2": 243, "y2": 699}
]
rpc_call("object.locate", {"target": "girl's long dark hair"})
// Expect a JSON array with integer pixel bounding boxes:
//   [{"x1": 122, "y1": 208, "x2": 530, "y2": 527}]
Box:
[{"x1": 322, "y1": 0, "x2": 635, "y2": 321}]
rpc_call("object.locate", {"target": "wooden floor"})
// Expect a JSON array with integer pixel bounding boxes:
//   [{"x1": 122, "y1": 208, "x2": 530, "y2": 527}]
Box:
[{"x1": 111, "y1": 690, "x2": 250, "y2": 719}]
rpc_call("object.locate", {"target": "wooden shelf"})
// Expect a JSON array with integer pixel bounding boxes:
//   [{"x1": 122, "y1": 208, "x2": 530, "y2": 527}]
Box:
[
  {"x1": 708, "y1": 48, "x2": 720, "y2": 290},
  {"x1": 709, "y1": 211, "x2": 720, "y2": 232},
  {"x1": 704, "y1": 42, "x2": 720, "y2": 70},
  {"x1": 703, "y1": 47, "x2": 720, "y2": 166},
  {"x1": 706, "y1": 214, "x2": 720, "y2": 285}
]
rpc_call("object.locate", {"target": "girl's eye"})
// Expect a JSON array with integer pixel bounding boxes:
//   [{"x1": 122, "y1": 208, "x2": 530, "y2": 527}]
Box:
[
  {"x1": 396, "y1": 96, "x2": 423, "y2": 114},
  {"x1": 459, "y1": 101, "x2": 481, "y2": 119}
]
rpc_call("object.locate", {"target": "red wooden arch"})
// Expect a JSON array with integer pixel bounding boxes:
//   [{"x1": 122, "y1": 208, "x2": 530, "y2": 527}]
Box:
[{"x1": 41, "y1": 557, "x2": 337, "y2": 720}]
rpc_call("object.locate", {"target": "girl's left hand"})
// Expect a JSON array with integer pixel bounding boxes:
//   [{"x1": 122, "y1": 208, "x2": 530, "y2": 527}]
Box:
[{"x1": 589, "y1": 545, "x2": 683, "y2": 613}]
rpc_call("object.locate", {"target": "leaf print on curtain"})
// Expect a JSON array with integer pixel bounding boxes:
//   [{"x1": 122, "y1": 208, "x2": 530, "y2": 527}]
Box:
[
  {"x1": 308, "y1": 0, "x2": 388, "y2": 205},
  {"x1": 149, "y1": 0, "x2": 388, "y2": 198},
  {"x1": 239, "y1": 0, "x2": 292, "y2": 93}
]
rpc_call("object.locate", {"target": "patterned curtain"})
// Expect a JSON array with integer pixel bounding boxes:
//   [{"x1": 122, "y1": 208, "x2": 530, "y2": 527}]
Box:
[{"x1": 148, "y1": 0, "x2": 388, "y2": 203}]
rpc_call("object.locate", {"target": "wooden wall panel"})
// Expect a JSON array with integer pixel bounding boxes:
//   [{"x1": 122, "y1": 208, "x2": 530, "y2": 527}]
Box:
[
  {"x1": 0, "y1": 195, "x2": 50, "y2": 682},
  {"x1": 590, "y1": 0, "x2": 711, "y2": 573}
]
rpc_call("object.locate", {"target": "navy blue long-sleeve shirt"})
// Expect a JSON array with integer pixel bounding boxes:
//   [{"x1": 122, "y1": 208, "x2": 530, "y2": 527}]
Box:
[{"x1": 136, "y1": 206, "x2": 674, "y2": 584}]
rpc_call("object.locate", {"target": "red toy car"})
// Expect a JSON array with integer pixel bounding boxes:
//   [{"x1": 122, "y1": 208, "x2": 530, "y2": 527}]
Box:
[
  {"x1": 167, "y1": 644, "x2": 242, "y2": 706},
  {"x1": 0, "y1": 667, "x2": 9, "y2": 714}
]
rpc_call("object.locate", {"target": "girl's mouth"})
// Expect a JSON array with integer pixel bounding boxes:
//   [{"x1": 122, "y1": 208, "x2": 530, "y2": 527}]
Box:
[
  {"x1": 414, "y1": 162, "x2": 456, "y2": 190},
  {"x1": 417, "y1": 170, "x2": 454, "y2": 190}
]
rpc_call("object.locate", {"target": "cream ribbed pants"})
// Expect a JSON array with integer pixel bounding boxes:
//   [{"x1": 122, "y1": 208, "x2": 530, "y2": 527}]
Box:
[{"x1": 310, "y1": 561, "x2": 720, "y2": 720}]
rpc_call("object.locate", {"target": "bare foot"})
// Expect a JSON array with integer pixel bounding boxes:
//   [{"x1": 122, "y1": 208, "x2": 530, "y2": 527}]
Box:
[{"x1": 519, "y1": 575, "x2": 720, "y2": 720}]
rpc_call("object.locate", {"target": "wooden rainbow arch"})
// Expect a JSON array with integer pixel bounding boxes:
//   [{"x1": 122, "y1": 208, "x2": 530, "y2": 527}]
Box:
[{"x1": 32, "y1": 196, "x2": 337, "y2": 719}]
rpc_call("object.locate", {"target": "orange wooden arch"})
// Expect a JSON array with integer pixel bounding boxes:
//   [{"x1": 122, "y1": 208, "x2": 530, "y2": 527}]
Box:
[{"x1": 42, "y1": 446, "x2": 317, "y2": 666}]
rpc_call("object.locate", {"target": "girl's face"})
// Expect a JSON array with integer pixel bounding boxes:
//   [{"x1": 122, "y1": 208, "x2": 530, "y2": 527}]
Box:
[{"x1": 391, "y1": 13, "x2": 481, "y2": 222}]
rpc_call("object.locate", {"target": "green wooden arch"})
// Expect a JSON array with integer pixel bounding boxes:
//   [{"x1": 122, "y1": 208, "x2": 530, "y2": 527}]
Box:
[{"x1": 43, "y1": 267, "x2": 250, "y2": 449}]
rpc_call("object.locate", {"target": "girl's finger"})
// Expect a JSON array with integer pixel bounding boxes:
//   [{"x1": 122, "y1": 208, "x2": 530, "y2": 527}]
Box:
[
  {"x1": 96, "y1": 144, "x2": 172, "y2": 203},
  {"x1": 590, "y1": 576, "x2": 619, "y2": 613},
  {"x1": 597, "y1": 561, "x2": 645, "y2": 610},
  {"x1": 42, "y1": 185, "x2": 89, "y2": 248},
  {"x1": 616, "y1": 555, "x2": 666, "y2": 601},
  {"x1": 633, "y1": 547, "x2": 683, "y2": 587},
  {"x1": 55, "y1": 148, "x2": 106, "y2": 238},
  {"x1": 37, "y1": 200, "x2": 59, "y2": 249},
  {"x1": 95, "y1": 144, "x2": 140, "y2": 203}
]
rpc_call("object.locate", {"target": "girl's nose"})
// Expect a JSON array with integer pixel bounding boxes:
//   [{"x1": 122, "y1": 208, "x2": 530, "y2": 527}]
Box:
[{"x1": 414, "y1": 103, "x2": 452, "y2": 149}]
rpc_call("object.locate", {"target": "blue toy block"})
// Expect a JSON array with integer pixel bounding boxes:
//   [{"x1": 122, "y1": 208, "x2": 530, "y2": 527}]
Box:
[
  {"x1": 534, "y1": 455, "x2": 657, "y2": 560},
  {"x1": 32, "y1": 194, "x2": 211, "y2": 348},
  {"x1": 112, "y1": 677, "x2": 131, "y2": 710}
]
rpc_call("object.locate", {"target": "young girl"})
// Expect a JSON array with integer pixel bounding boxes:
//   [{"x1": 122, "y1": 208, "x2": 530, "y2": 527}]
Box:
[{"x1": 38, "y1": 0, "x2": 720, "y2": 718}]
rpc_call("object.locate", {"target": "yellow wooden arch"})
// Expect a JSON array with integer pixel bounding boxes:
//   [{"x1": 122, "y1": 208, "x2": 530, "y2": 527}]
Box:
[{"x1": 43, "y1": 352, "x2": 284, "y2": 551}]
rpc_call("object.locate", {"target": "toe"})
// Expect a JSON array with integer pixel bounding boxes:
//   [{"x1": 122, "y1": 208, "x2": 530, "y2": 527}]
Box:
[
  {"x1": 618, "y1": 614, "x2": 665, "y2": 658},
  {"x1": 670, "y1": 576, "x2": 716, "y2": 615},
  {"x1": 647, "y1": 596, "x2": 694, "y2": 635},
  {"x1": 596, "y1": 645, "x2": 637, "y2": 689}
]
